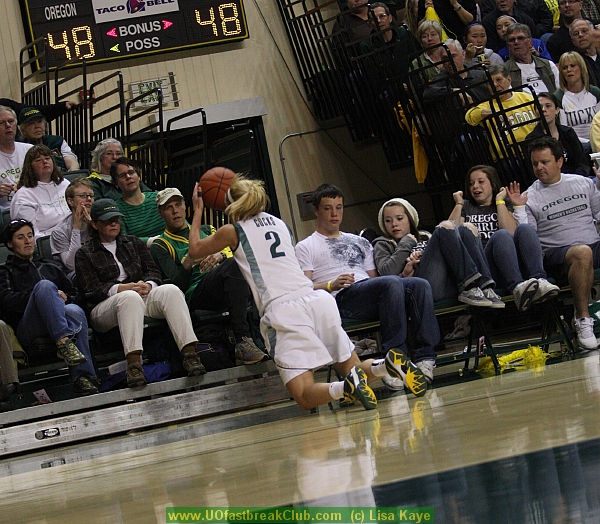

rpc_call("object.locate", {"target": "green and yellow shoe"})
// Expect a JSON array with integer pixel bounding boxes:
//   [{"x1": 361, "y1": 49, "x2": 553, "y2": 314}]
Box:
[
  {"x1": 385, "y1": 348, "x2": 427, "y2": 397},
  {"x1": 343, "y1": 366, "x2": 377, "y2": 410}
]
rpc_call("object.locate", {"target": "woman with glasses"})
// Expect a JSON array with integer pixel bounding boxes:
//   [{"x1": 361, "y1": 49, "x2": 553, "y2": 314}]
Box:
[
  {"x1": 10, "y1": 144, "x2": 71, "y2": 239},
  {"x1": 50, "y1": 177, "x2": 95, "y2": 273},
  {"x1": 111, "y1": 157, "x2": 165, "y2": 246},
  {"x1": 88, "y1": 138, "x2": 150, "y2": 201},
  {"x1": 0, "y1": 219, "x2": 98, "y2": 396}
]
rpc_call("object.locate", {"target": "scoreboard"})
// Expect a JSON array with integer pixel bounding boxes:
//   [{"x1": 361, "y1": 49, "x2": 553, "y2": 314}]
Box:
[{"x1": 19, "y1": 0, "x2": 249, "y2": 68}]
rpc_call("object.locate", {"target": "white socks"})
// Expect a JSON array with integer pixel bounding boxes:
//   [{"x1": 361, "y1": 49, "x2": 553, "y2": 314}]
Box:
[{"x1": 329, "y1": 381, "x2": 344, "y2": 400}]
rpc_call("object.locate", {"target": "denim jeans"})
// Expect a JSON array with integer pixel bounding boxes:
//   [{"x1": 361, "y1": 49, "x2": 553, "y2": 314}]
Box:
[
  {"x1": 417, "y1": 225, "x2": 483, "y2": 301},
  {"x1": 17, "y1": 280, "x2": 95, "y2": 382},
  {"x1": 335, "y1": 275, "x2": 439, "y2": 362},
  {"x1": 458, "y1": 225, "x2": 495, "y2": 288},
  {"x1": 485, "y1": 225, "x2": 546, "y2": 292},
  {"x1": 189, "y1": 258, "x2": 251, "y2": 340}
]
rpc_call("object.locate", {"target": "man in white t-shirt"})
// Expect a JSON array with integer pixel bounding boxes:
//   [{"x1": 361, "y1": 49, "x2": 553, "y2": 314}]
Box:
[
  {"x1": 0, "y1": 106, "x2": 32, "y2": 210},
  {"x1": 504, "y1": 24, "x2": 560, "y2": 94},
  {"x1": 295, "y1": 184, "x2": 439, "y2": 391},
  {"x1": 509, "y1": 136, "x2": 600, "y2": 350}
]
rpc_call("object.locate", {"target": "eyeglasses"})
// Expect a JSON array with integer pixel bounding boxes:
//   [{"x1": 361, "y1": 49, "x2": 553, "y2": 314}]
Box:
[
  {"x1": 116, "y1": 169, "x2": 137, "y2": 180},
  {"x1": 9, "y1": 219, "x2": 30, "y2": 226},
  {"x1": 0, "y1": 119, "x2": 16, "y2": 127},
  {"x1": 559, "y1": 0, "x2": 580, "y2": 5},
  {"x1": 74, "y1": 193, "x2": 94, "y2": 200},
  {"x1": 507, "y1": 35, "x2": 528, "y2": 43}
]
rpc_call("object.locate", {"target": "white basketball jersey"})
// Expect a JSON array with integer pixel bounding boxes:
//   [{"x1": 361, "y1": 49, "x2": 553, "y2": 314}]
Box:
[{"x1": 233, "y1": 212, "x2": 313, "y2": 315}]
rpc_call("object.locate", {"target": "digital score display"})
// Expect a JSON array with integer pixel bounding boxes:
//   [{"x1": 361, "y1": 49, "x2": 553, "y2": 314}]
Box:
[{"x1": 20, "y1": 0, "x2": 249, "y2": 68}]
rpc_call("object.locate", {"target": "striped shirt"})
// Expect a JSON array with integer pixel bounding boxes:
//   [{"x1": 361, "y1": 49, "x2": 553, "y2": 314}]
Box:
[{"x1": 116, "y1": 192, "x2": 165, "y2": 244}]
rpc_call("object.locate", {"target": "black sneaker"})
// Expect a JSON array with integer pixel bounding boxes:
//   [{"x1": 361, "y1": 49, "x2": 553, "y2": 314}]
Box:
[
  {"x1": 343, "y1": 366, "x2": 377, "y2": 410},
  {"x1": 183, "y1": 351, "x2": 207, "y2": 376},
  {"x1": 56, "y1": 338, "x2": 87, "y2": 366},
  {"x1": 73, "y1": 375, "x2": 98, "y2": 396}
]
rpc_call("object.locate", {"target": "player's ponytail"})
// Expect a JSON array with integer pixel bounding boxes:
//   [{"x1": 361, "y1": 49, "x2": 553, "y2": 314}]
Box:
[{"x1": 226, "y1": 175, "x2": 270, "y2": 222}]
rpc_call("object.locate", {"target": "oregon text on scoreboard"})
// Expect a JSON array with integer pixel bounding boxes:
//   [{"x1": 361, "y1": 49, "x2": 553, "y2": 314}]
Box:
[{"x1": 20, "y1": 0, "x2": 249, "y2": 68}]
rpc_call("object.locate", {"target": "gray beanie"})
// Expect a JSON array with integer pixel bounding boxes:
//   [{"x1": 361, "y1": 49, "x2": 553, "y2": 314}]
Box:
[{"x1": 378, "y1": 198, "x2": 419, "y2": 236}]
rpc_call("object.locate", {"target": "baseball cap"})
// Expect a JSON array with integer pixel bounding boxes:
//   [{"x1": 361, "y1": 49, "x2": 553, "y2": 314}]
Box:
[
  {"x1": 90, "y1": 198, "x2": 124, "y2": 221},
  {"x1": 156, "y1": 187, "x2": 184, "y2": 207},
  {"x1": 18, "y1": 107, "x2": 45, "y2": 125}
]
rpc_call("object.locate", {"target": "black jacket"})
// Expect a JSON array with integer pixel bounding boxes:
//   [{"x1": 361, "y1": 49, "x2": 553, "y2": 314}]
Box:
[{"x1": 0, "y1": 254, "x2": 77, "y2": 329}]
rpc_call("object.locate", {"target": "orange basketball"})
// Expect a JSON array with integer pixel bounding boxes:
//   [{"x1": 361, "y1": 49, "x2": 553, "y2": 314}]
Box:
[{"x1": 199, "y1": 167, "x2": 236, "y2": 211}]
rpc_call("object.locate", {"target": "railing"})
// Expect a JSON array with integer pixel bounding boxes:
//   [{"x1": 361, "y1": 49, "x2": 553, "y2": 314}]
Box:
[
  {"x1": 125, "y1": 87, "x2": 164, "y2": 189},
  {"x1": 89, "y1": 71, "x2": 125, "y2": 146}
]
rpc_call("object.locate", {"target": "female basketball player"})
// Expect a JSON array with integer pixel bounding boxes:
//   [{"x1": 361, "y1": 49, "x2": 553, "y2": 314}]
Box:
[{"x1": 189, "y1": 176, "x2": 425, "y2": 411}]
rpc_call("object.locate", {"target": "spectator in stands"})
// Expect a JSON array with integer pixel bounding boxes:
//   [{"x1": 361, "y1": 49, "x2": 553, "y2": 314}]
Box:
[
  {"x1": 10, "y1": 145, "x2": 71, "y2": 239},
  {"x1": 0, "y1": 106, "x2": 32, "y2": 210},
  {"x1": 404, "y1": 0, "x2": 420, "y2": 34},
  {"x1": 482, "y1": 0, "x2": 554, "y2": 40},
  {"x1": 188, "y1": 176, "x2": 391, "y2": 411},
  {"x1": 423, "y1": 39, "x2": 491, "y2": 104},
  {"x1": 509, "y1": 136, "x2": 600, "y2": 349},
  {"x1": 450, "y1": 165, "x2": 560, "y2": 311},
  {"x1": 410, "y1": 20, "x2": 445, "y2": 83},
  {"x1": 74, "y1": 198, "x2": 205, "y2": 388},
  {"x1": 590, "y1": 107, "x2": 600, "y2": 150},
  {"x1": 555, "y1": 51, "x2": 600, "y2": 152},
  {"x1": 0, "y1": 321, "x2": 19, "y2": 411},
  {"x1": 463, "y1": 22, "x2": 504, "y2": 66},
  {"x1": 331, "y1": 0, "x2": 372, "y2": 58},
  {"x1": 547, "y1": 0, "x2": 585, "y2": 62},
  {"x1": 111, "y1": 157, "x2": 164, "y2": 246},
  {"x1": 465, "y1": 64, "x2": 537, "y2": 155},
  {"x1": 483, "y1": 0, "x2": 538, "y2": 51},
  {"x1": 570, "y1": 19, "x2": 600, "y2": 86},
  {"x1": 417, "y1": 0, "x2": 476, "y2": 41},
  {"x1": 372, "y1": 197, "x2": 505, "y2": 307},
  {"x1": 295, "y1": 183, "x2": 439, "y2": 392},
  {"x1": 504, "y1": 24, "x2": 560, "y2": 94},
  {"x1": 0, "y1": 98, "x2": 76, "y2": 125},
  {"x1": 150, "y1": 187, "x2": 267, "y2": 366},
  {"x1": 359, "y1": 2, "x2": 421, "y2": 79},
  {"x1": 495, "y1": 15, "x2": 553, "y2": 62},
  {"x1": 50, "y1": 177, "x2": 94, "y2": 274},
  {"x1": 0, "y1": 219, "x2": 98, "y2": 395},
  {"x1": 88, "y1": 138, "x2": 149, "y2": 200},
  {"x1": 526, "y1": 91, "x2": 591, "y2": 175},
  {"x1": 18, "y1": 107, "x2": 79, "y2": 172}
]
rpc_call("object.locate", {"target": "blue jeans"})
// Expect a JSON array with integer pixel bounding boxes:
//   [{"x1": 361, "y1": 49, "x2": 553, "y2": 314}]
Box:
[
  {"x1": 17, "y1": 280, "x2": 95, "y2": 382},
  {"x1": 417, "y1": 225, "x2": 484, "y2": 301},
  {"x1": 335, "y1": 275, "x2": 439, "y2": 363},
  {"x1": 485, "y1": 225, "x2": 546, "y2": 292},
  {"x1": 458, "y1": 225, "x2": 495, "y2": 288}
]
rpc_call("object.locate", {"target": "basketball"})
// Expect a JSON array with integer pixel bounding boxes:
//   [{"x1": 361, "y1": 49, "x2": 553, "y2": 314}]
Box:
[{"x1": 199, "y1": 167, "x2": 236, "y2": 211}]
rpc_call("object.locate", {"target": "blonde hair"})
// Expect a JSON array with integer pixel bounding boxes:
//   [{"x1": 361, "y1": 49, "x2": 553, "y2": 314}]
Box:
[
  {"x1": 226, "y1": 175, "x2": 270, "y2": 223},
  {"x1": 558, "y1": 51, "x2": 589, "y2": 91}
]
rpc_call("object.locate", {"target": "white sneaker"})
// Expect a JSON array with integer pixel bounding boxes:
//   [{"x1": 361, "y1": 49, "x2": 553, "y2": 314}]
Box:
[
  {"x1": 512, "y1": 278, "x2": 539, "y2": 312},
  {"x1": 416, "y1": 358, "x2": 436, "y2": 384},
  {"x1": 532, "y1": 278, "x2": 560, "y2": 304},
  {"x1": 458, "y1": 287, "x2": 493, "y2": 307},
  {"x1": 482, "y1": 287, "x2": 505, "y2": 308},
  {"x1": 572, "y1": 317, "x2": 598, "y2": 351},
  {"x1": 382, "y1": 375, "x2": 405, "y2": 391}
]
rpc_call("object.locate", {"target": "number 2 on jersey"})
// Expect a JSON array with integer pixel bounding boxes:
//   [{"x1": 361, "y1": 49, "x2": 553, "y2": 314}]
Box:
[{"x1": 265, "y1": 231, "x2": 286, "y2": 258}]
